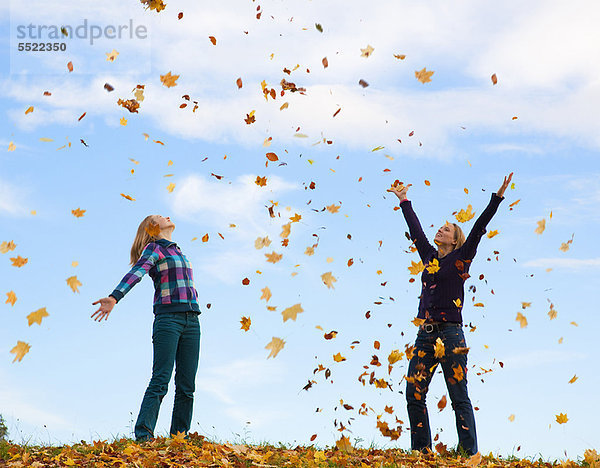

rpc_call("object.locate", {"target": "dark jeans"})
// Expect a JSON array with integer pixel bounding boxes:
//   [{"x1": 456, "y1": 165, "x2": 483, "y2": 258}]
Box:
[
  {"x1": 134, "y1": 311, "x2": 201, "y2": 441},
  {"x1": 406, "y1": 323, "x2": 477, "y2": 455}
]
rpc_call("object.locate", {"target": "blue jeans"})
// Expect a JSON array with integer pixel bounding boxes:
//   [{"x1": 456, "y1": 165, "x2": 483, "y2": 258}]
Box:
[
  {"x1": 406, "y1": 323, "x2": 477, "y2": 455},
  {"x1": 134, "y1": 311, "x2": 201, "y2": 441}
]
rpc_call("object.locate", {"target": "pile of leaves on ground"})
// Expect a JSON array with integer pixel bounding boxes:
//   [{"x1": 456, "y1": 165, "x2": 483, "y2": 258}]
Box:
[{"x1": 1, "y1": 432, "x2": 597, "y2": 467}]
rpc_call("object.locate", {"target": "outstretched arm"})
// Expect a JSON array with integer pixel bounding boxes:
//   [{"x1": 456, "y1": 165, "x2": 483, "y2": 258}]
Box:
[
  {"x1": 461, "y1": 172, "x2": 513, "y2": 260},
  {"x1": 389, "y1": 183, "x2": 436, "y2": 262}
]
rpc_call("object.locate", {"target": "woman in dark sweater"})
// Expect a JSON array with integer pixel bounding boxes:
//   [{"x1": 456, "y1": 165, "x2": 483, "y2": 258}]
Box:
[{"x1": 389, "y1": 172, "x2": 513, "y2": 456}]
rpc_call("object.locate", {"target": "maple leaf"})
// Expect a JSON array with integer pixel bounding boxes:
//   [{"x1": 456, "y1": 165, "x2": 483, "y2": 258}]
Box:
[
  {"x1": 117, "y1": 98, "x2": 140, "y2": 113},
  {"x1": 559, "y1": 234, "x2": 574, "y2": 251},
  {"x1": 411, "y1": 317, "x2": 425, "y2": 327},
  {"x1": 160, "y1": 71, "x2": 180, "y2": 88},
  {"x1": 515, "y1": 312, "x2": 528, "y2": 328},
  {"x1": 244, "y1": 112, "x2": 256, "y2": 124},
  {"x1": 466, "y1": 452, "x2": 483, "y2": 468},
  {"x1": 254, "y1": 236, "x2": 271, "y2": 249},
  {"x1": 415, "y1": 67, "x2": 434, "y2": 83},
  {"x1": 1, "y1": 240, "x2": 17, "y2": 253},
  {"x1": 72, "y1": 208, "x2": 86, "y2": 218},
  {"x1": 455, "y1": 204, "x2": 475, "y2": 223},
  {"x1": 535, "y1": 219, "x2": 546, "y2": 234},
  {"x1": 166, "y1": 183, "x2": 176, "y2": 193},
  {"x1": 426, "y1": 258, "x2": 440, "y2": 274},
  {"x1": 487, "y1": 229, "x2": 499, "y2": 238},
  {"x1": 255, "y1": 176, "x2": 267, "y2": 187},
  {"x1": 548, "y1": 303, "x2": 557, "y2": 320},
  {"x1": 6, "y1": 291, "x2": 17, "y2": 306},
  {"x1": 282, "y1": 303, "x2": 303, "y2": 322},
  {"x1": 336, "y1": 435, "x2": 354, "y2": 453},
  {"x1": 265, "y1": 251, "x2": 283, "y2": 263},
  {"x1": 66, "y1": 276, "x2": 82, "y2": 293},
  {"x1": 280, "y1": 222, "x2": 291, "y2": 238},
  {"x1": 333, "y1": 352, "x2": 346, "y2": 362},
  {"x1": 105, "y1": 49, "x2": 119, "y2": 61},
  {"x1": 360, "y1": 44, "x2": 374, "y2": 58},
  {"x1": 140, "y1": 0, "x2": 166, "y2": 12},
  {"x1": 10, "y1": 256, "x2": 28, "y2": 267},
  {"x1": 452, "y1": 364, "x2": 464, "y2": 382},
  {"x1": 305, "y1": 246, "x2": 315, "y2": 256},
  {"x1": 555, "y1": 413, "x2": 568, "y2": 424},
  {"x1": 388, "y1": 349, "x2": 403, "y2": 365},
  {"x1": 27, "y1": 307, "x2": 49, "y2": 326},
  {"x1": 437, "y1": 394, "x2": 447, "y2": 411},
  {"x1": 133, "y1": 86, "x2": 145, "y2": 102},
  {"x1": 289, "y1": 213, "x2": 301, "y2": 223},
  {"x1": 10, "y1": 341, "x2": 31, "y2": 363},
  {"x1": 521, "y1": 301, "x2": 532, "y2": 309},
  {"x1": 265, "y1": 337, "x2": 285, "y2": 358},
  {"x1": 144, "y1": 222, "x2": 160, "y2": 237},
  {"x1": 321, "y1": 271, "x2": 337, "y2": 289},
  {"x1": 240, "y1": 316, "x2": 251, "y2": 331},
  {"x1": 326, "y1": 203, "x2": 341, "y2": 213},
  {"x1": 260, "y1": 286, "x2": 272, "y2": 302},
  {"x1": 433, "y1": 337, "x2": 445, "y2": 358},
  {"x1": 408, "y1": 260, "x2": 425, "y2": 275}
]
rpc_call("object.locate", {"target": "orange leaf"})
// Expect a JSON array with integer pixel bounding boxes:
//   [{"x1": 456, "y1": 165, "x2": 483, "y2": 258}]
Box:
[
  {"x1": 208, "y1": 35, "x2": 217, "y2": 45},
  {"x1": 266, "y1": 152, "x2": 278, "y2": 161},
  {"x1": 27, "y1": 307, "x2": 49, "y2": 326},
  {"x1": 67, "y1": 61, "x2": 74, "y2": 72},
  {"x1": 236, "y1": 77, "x2": 243, "y2": 88},
  {"x1": 240, "y1": 316, "x2": 251, "y2": 331},
  {"x1": 10, "y1": 341, "x2": 31, "y2": 363},
  {"x1": 415, "y1": 67, "x2": 434, "y2": 84},
  {"x1": 438, "y1": 395, "x2": 447, "y2": 411},
  {"x1": 491, "y1": 73, "x2": 498, "y2": 85},
  {"x1": 160, "y1": 71, "x2": 180, "y2": 88},
  {"x1": 333, "y1": 352, "x2": 346, "y2": 362},
  {"x1": 202, "y1": 233, "x2": 209, "y2": 242},
  {"x1": 265, "y1": 251, "x2": 283, "y2": 263}
]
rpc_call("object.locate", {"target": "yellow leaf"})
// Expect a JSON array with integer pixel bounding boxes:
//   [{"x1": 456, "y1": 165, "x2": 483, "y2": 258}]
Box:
[
  {"x1": 487, "y1": 229, "x2": 499, "y2": 238},
  {"x1": 10, "y1": 341, "x2": 31, "y2": 362},
  {"x1": 265, "y1": 251, "x2": 283, "y2": 263},
  {"x1": 290, "y1": 213, "x2": 301, "y2": 223},
  {"x1": 328, "y1": 258, "x2": 335, "y2": 264},
  {"x1": 166, "y1": 183, "x2": 176, "y2": 193},
  {"x1": 388, "y1": 349, "x2": 404, "y2": 365},
  {"x1": 263, "y1": 137, "x2": 272, "y2": 147},
  {"x1": 260, "y1": 287, "x2": 272, "y2": 302},
  {"x1": 66, "y1": 275, "x2": 82, "y2": 293},
  {"x1": 1, "y1": 240, "x2": 17, "y2": 253},
  {"x1": 5, "y1": 291, "x2": 17, "y2": 306},
  {"x1": 508, "y1": 414, "x2": 515, "y2": 422},
  {"x1": 360, "y1": 44, "x2": 374, "y2": 58},
  {"x1": 27, "y1": 307, "x2": 49, "y2": 326},
  {"x1": 120, "y1": 193, "x2": 136, "y2": 201},
  {"x1": 254, "y1": 236, "x2": 271, "y2": 249},
  {"x1": 433, "y1": 337, "x2": 445, "y2": 358},
  {"x1": 408, "y1": 260, "x2": 425, "y2": 275},
  {"x1": 535, "y1": 219, "x2": 546, "y2": 234},
  {"x1": 426, "y1": 258, "x2": 440, "y2": 274},
  {"x1": 336, "y1": 435, "x2": 354, "y2": 453},
  {"x1": 415, "y1": 67, "x2": 434, "y2": 84},
  {"x1": 321, "y1": 271, "x2": 337, "y2": 289},
  {"x1": 371, "y1": 145, "x2": 385, "y2": 152},
  {"x1": 25, "y1": 106, "x2": 34, "y2": 114},
  {"x1": 305, "y1": 246, "x2": 315, "y2": 256},
  {"x1": 570, "y1": 321, "x2": 578, "y2": 327},
  {"x1": 466, "y1": 452, "x2": 482, "y2": 467},
  {"x1": 105, "y1": 49, "x2": 119, "y2": 61},
  {"x1": 515, "y1": 312, "x2": 528, "y2": 328},
  {"x1": 326, "y1": 204, "x2": 341, "y2": 213},
  {"x1": 120, "y1": 117, "x2": 127, "y2": 126},
  {"x1": 333, "y1": 352, "x2": 346, "y2": 362},
  {"x1": 39, "y1": 137, "x2": 54, "y2": 142},
  {"x1": 452, "y1": 364, "x2": 464, "y2": 382},
  {"x1": 71, "y1": 208, "x2": 86, "y2": 218},
  {"x1": 555, "y1": 413, "x2": 568, "y2": 424},
  {"x1": 411, "y1": 317, "x2": 425, "y2": 327},
  {"x1": 280, "y1": 102, "x2": 289, "y2": 111},
  {"x1": 8, "y1": 141, "x2": 16, "y2": 151},
  {"x1": 455, "y1": 204, "x2": 475, "y2": 223},
  {"x1": 282, "y1": 303, "x2": 303, "y2": 322},
  {"x1": 266, "y1": 305, "x2": 276, "y2": 311},
  {"x1": 548, "y1": 304, "x2": 557, "y2": 320},
  {"x1": 160, "y1": 71, "x2": 180, "y2": 88},
  {"x1": 473, "y1": 302, "x2": 484, "y2": 307},
  {"x1": 240, "y1": 316, "x2": 251, "y2": 331},
  {"x1": 280, "y1": 222, "x2": 291, "y2": 238},
  {"x1": 265, "y1": 337, "x2": 285, "y2": 358},
  {"x1": 393, "y1": 53, "x2": 406, "y2": 60},
  {"x1": 568, "y1": 375, "x2": 578, "y2": 384},
  {"x1": 521, "y1": 301, "x2": 532, "y2": 309}
]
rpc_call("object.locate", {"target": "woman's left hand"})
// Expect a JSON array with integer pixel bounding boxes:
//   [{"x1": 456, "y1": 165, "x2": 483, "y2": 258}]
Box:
[{"x1": 497, "y1": 172, "x2": 513, "y2": 198}]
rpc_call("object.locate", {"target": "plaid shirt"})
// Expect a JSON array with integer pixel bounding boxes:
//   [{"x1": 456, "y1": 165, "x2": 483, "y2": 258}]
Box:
[
  {"x1": 400, "y1": 193, "x2": 504, "y2": 323},
  {"x1": 109, "y1": 238, "x2": 201, "y2": 314}
]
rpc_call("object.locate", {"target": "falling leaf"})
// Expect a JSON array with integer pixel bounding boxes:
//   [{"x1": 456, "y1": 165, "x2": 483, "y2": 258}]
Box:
[
  {"x1": 208, "y1": 35, "x2": 217, "y2": 45},
  {"x1": 491, "y1": 73, "x2": 498, "y2": 85},
  {"x1": 508, "y1": 414, "x2": 515, "y2": 422},
  {"x1": 280, "y1": 222, "x2": 291, "y2": 238},
  {"x1": 25, "y1": 106, "x2": 34, "y2": 114},
  {"x1": 265, "y1": 251, "x2": 283, "y2": 263},
  {"x1": 426, "y1": 258, "x2": 440, "y2": 274},
  {"x1": 324, "y1": 330, "x2": 338, "y2": 340},
  {"x1": 1, "y1": 241, "x2": 17, "y2": 253},
  {"x1": 388, "y1": 349, "x2": 403, "y2": 365},
  {"x1": 360, "y1": 44, "x2": 374, "y2": 58},
  {"x1": 66, "y1": 276, "x2": 82, "y2": 293},
  {"x1": 266, "y1": 152, "x2": 278, "y2": 161},
  {"x1": 455, "y1": 205, "x2": 475, "y2": 222},
  {"x1": 160, "y1": 71, "x2": 180, "y2": 88},
  {"x1": 120, "y1": 117, "x2": 128, "y2": 126},
  {"x1": 568, "y1": 375, "x2": 578, "y2": 384},
  {"x1": 71, "y1": 208, "x2": 86, "y2": 218},
  {"x1": 106, "y1": 49, "x2": 119, "y2": 61},
  {"x1": 321, "y1": 271, "x2": 337, "y2": 289},
  {"x1": 452, "y1": 364, "x2": 464, "y2": 382},
  {"x1": 240, "y1": 316, "x2": 251, "y2": 331},
  {"x1": 515, "y1": 312, "x2": 528, "y2": 328},
  {"x1": 333, "y1": 352, "x2": 346, "y2": 362},
  {"x1": 487, "y1": 230, "x2": 499, "y2": 238},
  {"x1": 282, "y1": 303, "x2": 303, "y2": 322},
  {"x1": 433, "y1": 337, "x2": 445, "y2": 358},
  {"x1": 5, "y1": 291, "x2": 17, "y2": 306},
  {"x1": 10, "y1": 341, "x2": 31, "y2": 363},
  {"x1": 322, "y1": 57, "x2": 328, "y2": 68},
  {"x1": 305, "y1": 246, "x2": 315, "y2": 256},
  {"x1": 326, "y1": 204, "x2": 341, "y2": 213},
  {"x1": 10, "y1": 256, "x2": 28, "y2": 267},
  {"x1": 260, "y1": 287, "x2": 272, "y2": 302},
  {"x1": 315, "y1": 23, "x2": 323, "y2": 33},
  {"x1": 535, "y1": 219, "x2": 546, "y2": 234},
  {"x1": 242, "y1": 277, "x2": 250, "y2": 286},
  {"x1": 335, "y1": 435, "x2": 353, "y2": 453},
  {"x1": 411, "y1": 317, "x2": 425, "y2": 327},
  {"x1": 437, "y1": 395, "x2": 447, "y2": 411},
  {"x1": 289, "y1": 213, "x2": 301, "y2": 223},
  {"x1": 8, "y1": 141, "x2": 16, "y2": 151},
  {"x1": 263, "y1": 136, "x2": 272, "y2": 146},
  {"x1": 67, "y1": 61, "x2": 74, "y2": 72},
  {"x1": 120, "y1": 193, "x2": 136, "y2": 201},
  {"x1": 548, "y1": 303, "x2": 557, "y2": 320},
  {"x1": 201, "y1": 233, "x2": 209, "y2": 242},
  {"x1": 117, "y1": 98, "x2": 140, "y2": 113},
  {"x1": 39, "y1": 138, "x2": 53, "y2": 142},
  {"x1": 393, "y1": 53, "x2": 406, "y2": 60},
  {"x1": 358, "y1": 79, "x2": 369, "y2": 88},
  {"x1": 27, "y1": 307, "x2": 49, "y2": 326},
  {"x1": 555, "y1": 413, "x2": 568, "y2": 424},
  {"x1": 265, "y1": 337, "x2": 285, "y2": 358},
  {"x1": 415, "y1": 67, "x2": 434, "y2": 84},
  {"x1": 255, "y1": 236, "x2": 271, "y2": 249},
  {"x1": 408, "y1": 260, "x2": 425, "y2": 275}
]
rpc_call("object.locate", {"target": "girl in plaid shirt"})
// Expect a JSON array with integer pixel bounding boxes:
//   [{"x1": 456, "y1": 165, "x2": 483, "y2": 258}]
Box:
[{"x1": 92, "y1": 215, "x2": 201, "y2": 441}]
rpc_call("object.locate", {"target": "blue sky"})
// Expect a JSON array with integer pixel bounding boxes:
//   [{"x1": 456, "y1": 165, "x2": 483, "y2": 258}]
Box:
[{"x1": 1, "y1": 0, "x2": 599, "y2": 461}]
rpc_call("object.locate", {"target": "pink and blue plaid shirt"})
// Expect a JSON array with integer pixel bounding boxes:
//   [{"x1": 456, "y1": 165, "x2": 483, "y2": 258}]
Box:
[{"x1": 109, "y1": 238, "x2": 201, "y2": 314}]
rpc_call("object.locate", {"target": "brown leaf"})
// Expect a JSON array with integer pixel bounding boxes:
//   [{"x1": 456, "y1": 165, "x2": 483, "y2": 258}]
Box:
[{"x1": 491, "y1": 73, "x2": 498, "y2": 85}]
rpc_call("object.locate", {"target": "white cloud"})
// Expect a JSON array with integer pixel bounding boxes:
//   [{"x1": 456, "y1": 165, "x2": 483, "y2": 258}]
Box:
[
  {"x1": 0, "y1": 176, "x2": 32, "y2": 217},
  {"x1": 522, "y1": 257, "x2": 600, "y2": 270}
]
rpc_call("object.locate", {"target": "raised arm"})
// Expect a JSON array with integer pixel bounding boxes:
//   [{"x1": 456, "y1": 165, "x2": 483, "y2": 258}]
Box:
[
  {"x1": 389, "y1": 182, "x2": 436, "y2": 262},
  {"x1": 461, "y1": 173, "x2": 512, "y2": 261}
]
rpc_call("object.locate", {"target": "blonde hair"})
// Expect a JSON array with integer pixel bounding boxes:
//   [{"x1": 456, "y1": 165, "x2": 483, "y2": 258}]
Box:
[
  {"x1": 130, "y1": 215, "x2": 160, "y2": 266},
  {"x1": 452, "y1": 223, "x2": 466, "y2": 251}
]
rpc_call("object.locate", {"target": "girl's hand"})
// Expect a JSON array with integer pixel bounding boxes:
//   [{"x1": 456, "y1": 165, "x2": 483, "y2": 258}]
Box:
[
  {"x1": 387, "y1": 182, "x2": 412, "y2": 201},
  {"x1": 91, "y1": 297, "x2": 116, "y2": 322},
  {"x1": 497, "y1": 172, "x2": 514, "y2": 198}
]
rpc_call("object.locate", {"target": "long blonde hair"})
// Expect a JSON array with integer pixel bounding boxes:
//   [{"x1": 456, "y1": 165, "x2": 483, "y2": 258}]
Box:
[
  {"x1": 452, "y1": 223, "x2": 466, "y2": 251},
  {"x1": 130, "y1": 215, "x2": 160, "y2": 266}
]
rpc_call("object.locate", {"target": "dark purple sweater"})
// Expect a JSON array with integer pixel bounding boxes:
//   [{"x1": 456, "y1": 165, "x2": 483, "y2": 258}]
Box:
[{"x1": 400, "y1": 193, "x2": 504, "y2": 323}]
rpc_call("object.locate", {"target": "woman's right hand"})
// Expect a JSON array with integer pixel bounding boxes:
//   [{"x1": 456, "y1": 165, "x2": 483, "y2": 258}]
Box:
[
  {"x1": 91, "y1": 297, "x2": 116, "y2": 322},
  {"x1": 387, "y1": 182, "x2": 412, "y2": 201}
]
